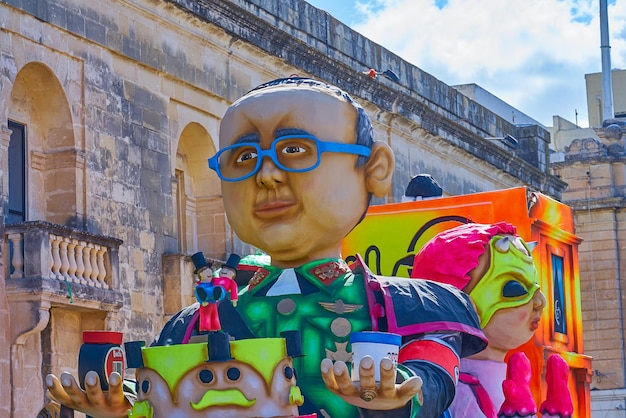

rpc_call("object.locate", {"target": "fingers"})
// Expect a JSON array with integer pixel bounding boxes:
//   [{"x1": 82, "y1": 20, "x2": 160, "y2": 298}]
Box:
[
  {"x1": 358, "y1": 356, "x2": 376, "y2": 392},
  {"x1": 332, "y1": 361, "x2": 358, "y2": 395},
  {"x1": 378, "y1": 357, "x2": 397, "y2": 397},
  {"x1": 107, "y1": 372, "x2": 127, "y2": 407},
  {"x1": 60, "y1": 372, "x2": 81, "y2": 393},
  {"x1": 84, "y1": 371, "x2": 108, "y2": 407},
  {"x1": 45, "y1": 371, "x2": 132, "y2": 418},
  {"x1": 320, "y1": 359, "x2": 339, "y2": 392},
  {"x1": 321, "y1": 357, "x2": 423, "y2": 410},
  {"x1": 397, "y1": 375, "x2": 423, "y2": 404},
  {"x1": 321, "y1": 360, "x2": 360, "y2": 397},
  {"x1": 45, "y1": 374, "x2": 73, "y2": 406},
  {"x1": 60, "y1": 372, "x2": 93, "y2": 409}
]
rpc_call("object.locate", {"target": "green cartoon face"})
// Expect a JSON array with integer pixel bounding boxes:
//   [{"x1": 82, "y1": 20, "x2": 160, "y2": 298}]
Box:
[
  {"x1": 131, "y1": 339, "x2": 303, "y2": 418},
  {"x1": 469, "y1": 234, "x2": 541, "y2": 328},
  {"x1": 469, "y1": 235, "x2": 546, "y2": 351}
]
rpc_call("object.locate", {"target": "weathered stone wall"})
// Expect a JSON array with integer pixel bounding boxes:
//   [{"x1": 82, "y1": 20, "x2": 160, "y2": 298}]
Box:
[
  {"x1": 552, "y1": 130, "x2": 626, "y2": 392},
  {"x1": 0, "y1": 126, "x2": 10, "y2": 418},
  {"x1": 1, "y1": 0, "x2": 565, "y2": 415},
  {"x1": 574, "y1": 207, "x2": 626, "y2": 390}
]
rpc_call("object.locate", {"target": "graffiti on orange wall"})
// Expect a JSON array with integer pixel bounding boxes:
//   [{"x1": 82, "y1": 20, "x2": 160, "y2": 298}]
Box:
[{"x1": 343, "y1": 187, "x2": 530, "y2": 276}]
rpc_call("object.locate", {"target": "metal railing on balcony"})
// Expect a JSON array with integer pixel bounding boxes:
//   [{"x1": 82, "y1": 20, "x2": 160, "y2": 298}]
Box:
[{"x1": 4, "y1": 221, "x2": 122, "y2": 290}]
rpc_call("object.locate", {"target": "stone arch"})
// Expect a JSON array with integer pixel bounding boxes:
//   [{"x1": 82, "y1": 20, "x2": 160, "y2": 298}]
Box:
[
  {"x1": 174, "y1": 122, "x2": 224, "y2": 258},
  {"x1": 9, "y1": 62, "x2": 82, "y2": 226}
]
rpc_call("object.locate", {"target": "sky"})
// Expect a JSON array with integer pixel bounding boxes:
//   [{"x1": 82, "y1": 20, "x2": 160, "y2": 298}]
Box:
[{"x1": 306, "y1": 0, "x2": 626, "y2": 128}]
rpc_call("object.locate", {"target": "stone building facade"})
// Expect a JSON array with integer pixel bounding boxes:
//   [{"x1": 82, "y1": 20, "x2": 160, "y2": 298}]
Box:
[
  {"x1": 552, "y1": 120, "x2": 626, "y2": 416},
  {"x1": 1, "y1": 0, "x2": 565, "y2": 416}
]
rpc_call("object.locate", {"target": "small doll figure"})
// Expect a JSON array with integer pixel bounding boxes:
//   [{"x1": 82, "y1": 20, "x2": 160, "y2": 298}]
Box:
[
  {"x1": 191, "y1": 252, "x2": 224, "y2": 332},
  {"x1": 213, "y1": 253, "x2": 241, "y2": 307}
]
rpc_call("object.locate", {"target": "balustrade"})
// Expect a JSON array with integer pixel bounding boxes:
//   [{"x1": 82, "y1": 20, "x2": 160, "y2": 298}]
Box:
[{"x1": 5, "y1": 221, "x2": 121, "y2": 290}]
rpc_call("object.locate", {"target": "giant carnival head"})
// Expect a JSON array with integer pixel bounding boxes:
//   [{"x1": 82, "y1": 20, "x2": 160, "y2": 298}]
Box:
[
  {"x1": 126, "y1": 333, "x2": 305, "y2": 418},
  {"x1": 411, "y1": 222, "x2": 546, "y2": 352},
  {"x1": 208, "y1": 77, "x2": 394, "y2": 267}
]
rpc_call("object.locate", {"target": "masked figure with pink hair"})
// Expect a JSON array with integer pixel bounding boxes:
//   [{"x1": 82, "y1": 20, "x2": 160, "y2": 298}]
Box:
[{"x1": 411, "y1": 222, "x2": 547, "y2": 418}]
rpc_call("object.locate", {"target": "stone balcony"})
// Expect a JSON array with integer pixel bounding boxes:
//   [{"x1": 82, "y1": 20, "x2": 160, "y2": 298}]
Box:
[{"x1": 4, "y1": 221, "x2": 124, "y2": 316}]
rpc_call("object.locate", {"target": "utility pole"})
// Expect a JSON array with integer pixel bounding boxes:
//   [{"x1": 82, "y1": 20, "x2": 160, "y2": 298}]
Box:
[{"x1": 600, "y1": 0, "x2": 614, "y2": 123}]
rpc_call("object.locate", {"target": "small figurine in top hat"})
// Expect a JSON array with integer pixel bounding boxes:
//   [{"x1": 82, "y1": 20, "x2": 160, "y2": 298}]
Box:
[
  {"x1": 213, "y1": 254, "x2": 241, "y2": 307},
  {"x1": 191, "y1": 252, "x2": 225, "y2": 332}
]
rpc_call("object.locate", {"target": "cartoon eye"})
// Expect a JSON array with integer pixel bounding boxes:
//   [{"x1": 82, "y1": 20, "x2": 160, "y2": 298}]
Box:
[
  {"x1": 502, "y1": 280, "x2": 529, "y2": 298},
  {"x1": 281, "y1": 144, "x2": 307, "y2": 155},
  {"x1": 199, "y1": 369, "x2": 214, "y2": 384},
  {"x1": 226, "y1": 367, "x2": 241, "y2": 381},
  {"x1": 141, "y1": 379, "x2": 150, "y2": 394},
  {"x1": 283, "y1": 366, "x2": 294, "y2": 380},
  {"x1": 235, "y1": 149, "x2": 258, "y2": 163}
]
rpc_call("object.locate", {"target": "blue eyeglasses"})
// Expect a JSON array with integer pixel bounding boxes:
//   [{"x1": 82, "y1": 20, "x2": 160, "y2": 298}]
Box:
[{"x1": 208, "y1": 134, "x2": 371, "y2": 182}]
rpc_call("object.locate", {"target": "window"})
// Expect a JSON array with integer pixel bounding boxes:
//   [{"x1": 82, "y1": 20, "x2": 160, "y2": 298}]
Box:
[
  {"x1": 175, "y1": 169, "x2": 187, "y2": 252},
  {"x1": 551, "y1": 253, "x2": 567, "y2": 335},
  {"x1": 7, "y1": 121, "x2": 26, "y2": 224}
]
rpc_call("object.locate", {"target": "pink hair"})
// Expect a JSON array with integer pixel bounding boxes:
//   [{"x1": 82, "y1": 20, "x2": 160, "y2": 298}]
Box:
[{"x1": 411, "y1": 221, "x2": 517, "y2": 289}]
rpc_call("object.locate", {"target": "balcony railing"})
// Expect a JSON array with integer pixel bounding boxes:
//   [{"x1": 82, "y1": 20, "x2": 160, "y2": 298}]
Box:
[{"x1": 4, "y1": 221, "x2": 122, "y2": 290}]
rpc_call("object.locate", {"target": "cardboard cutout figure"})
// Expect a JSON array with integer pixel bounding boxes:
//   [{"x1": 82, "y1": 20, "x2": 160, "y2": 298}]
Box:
[
  {"x1": 412, "y1": 222, "x2": 547, "y2": 418},
  {"x1": 46, "y1": 78, "x2": 488, "y2": 417}
]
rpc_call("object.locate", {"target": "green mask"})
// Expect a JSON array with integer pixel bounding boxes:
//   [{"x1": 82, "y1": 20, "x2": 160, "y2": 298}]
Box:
[{"x1": 469, "y1": 235, "x2": 540, "y2": 328}]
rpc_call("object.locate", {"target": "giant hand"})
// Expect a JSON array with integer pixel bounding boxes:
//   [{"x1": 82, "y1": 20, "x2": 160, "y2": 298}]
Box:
[
  {"x1": 45, "y1": 371, "x2": 131, "y2": 418},
  {"x1": 320, "y1": 356, "x2": 423, "y2": 410}
]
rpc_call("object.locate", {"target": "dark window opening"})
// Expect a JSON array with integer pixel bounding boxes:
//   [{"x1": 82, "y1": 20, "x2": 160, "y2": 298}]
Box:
[
  {"x1": 552, "y1": 254, "x2": 567, "y2": 335},
  {"x1": 8, "y1": 120, "x2": 26, "y2": 224}
]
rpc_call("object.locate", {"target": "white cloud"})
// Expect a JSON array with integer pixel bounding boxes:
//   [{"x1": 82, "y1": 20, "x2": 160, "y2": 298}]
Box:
[{"x1": 341, "y1": 0, "x2": 626, "y2": 127}]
